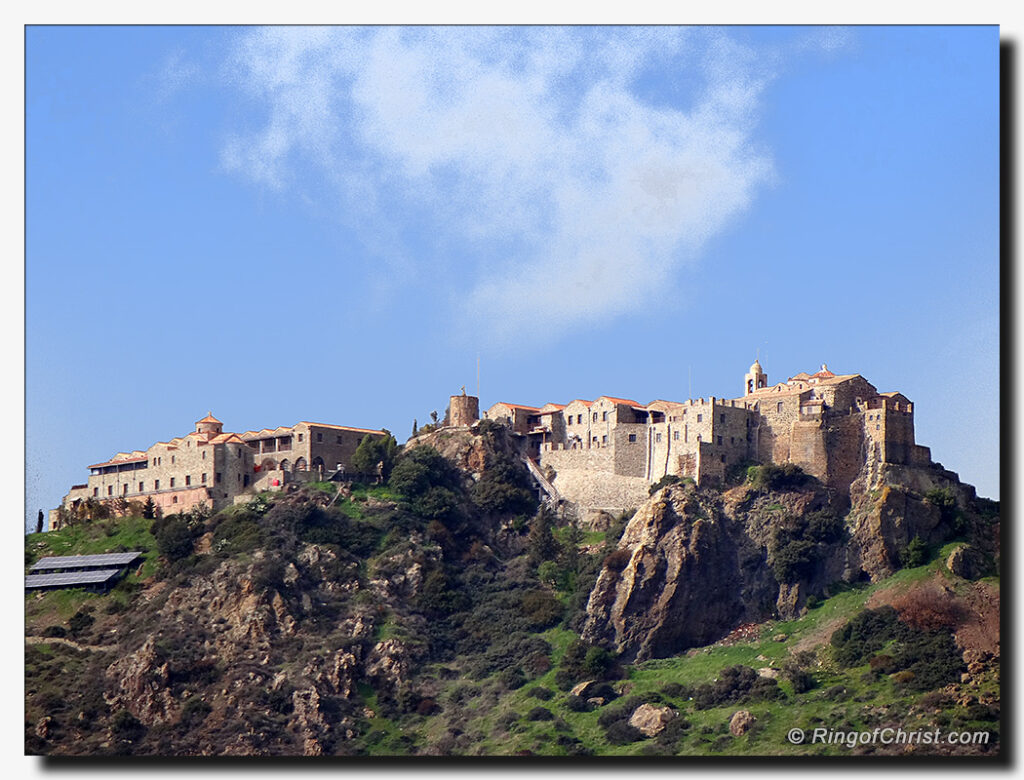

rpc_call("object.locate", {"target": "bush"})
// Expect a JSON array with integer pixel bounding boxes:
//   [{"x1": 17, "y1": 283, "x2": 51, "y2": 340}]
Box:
[
  {"x1": 692, "y1": 665, "x2": 782, "y2": 709},
  {"x1": 41, "y1": 625, "x2": 67, "y2": 638},
  {"x1": 604, "y1": 720, "x2": 645, "y2": 745},
  {"x1": 748, "y1": 463, "x2": 809, "y2": 492},
  {"x1": 603, "y1": 548, "x2": 632, "y2": 572},
  {"x1": 68, "y1": 610, "x2": 95, "y2": 638},
  {"x1": 111, "y1": 709, "x2": 144, "y2": 740},
  {"x1": 471, "y1": 453, "x2": 538, "y2": 517},
  {"x1": 526, "y1": 706, "x2": 554, "y2": 722},
  {"x1": 899, "y1": 535, "x2": 930, "y2": 568},
  {"x1": 352, "y1": 431, "x2": 399, "y2": 481},
  {"x1": 521, "y1": 590, "x2": 563, "y2": 630},
  {"x1": 649, "y1": 474, "x2": 682, "y2": 495},
  {"x1": 526, "y1": 686, "x2": 554, "y2": 701},
  {"x1": 565, "y1": 695, "x2": 591, "y2": 712},
  {"x1": 154, "y1": 516, "x2": 195, "y2": 562}
]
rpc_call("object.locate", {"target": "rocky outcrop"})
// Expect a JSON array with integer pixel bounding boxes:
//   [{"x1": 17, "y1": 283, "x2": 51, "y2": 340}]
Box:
[
  {"x1": 628, "y1": 703, "x2": 677, "y2": 736},
  {"x1": 582, "y1": 460, "x2": 990, "y2": 661},
  {"x1": 582, "y1": 487, "x2": 744, "y2": 661},
  {"x1": 729, "y1": 710, "x2": 756, "y2": 736},
  {"x1": 104, "y1": 637, "x2": 181, "y2": 726}
]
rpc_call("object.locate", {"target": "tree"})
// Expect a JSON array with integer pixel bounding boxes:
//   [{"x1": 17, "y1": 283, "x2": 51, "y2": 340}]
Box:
[
  {"x1": 35, "y1": 510, "x2": 43, "y2": 534},
  {"x1": 411, "y1": 419, "x2": 418, "y2": 438},
  {"x1": 155, "y1": 516, "x2": 194, "y2": 561},
  {"x1": 351, "y1": 430, "x2": 399, "y2": 480},
  {"x1": 527, "y1": 506, "x2": 560, "y2": 565},
  {"x1": 142, "y1": 497, "x2": 157, "y2": 520},
  {"x1": 429, "y1": 410, "x2": 439, "y2": 425}
]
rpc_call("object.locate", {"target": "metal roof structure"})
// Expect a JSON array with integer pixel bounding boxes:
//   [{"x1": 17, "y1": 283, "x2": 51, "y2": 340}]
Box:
[
  {"x1": 29, "y1": 552, "x2": 143, "y2": 572},
  {"x1": 25, "y1": 569, "x2": 124, "y2": 590}
]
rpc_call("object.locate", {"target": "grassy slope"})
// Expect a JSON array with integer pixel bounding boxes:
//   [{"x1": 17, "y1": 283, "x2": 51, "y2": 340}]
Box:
[{"x1": 25, "y1": 509, "x2": 999, "y2": 757}]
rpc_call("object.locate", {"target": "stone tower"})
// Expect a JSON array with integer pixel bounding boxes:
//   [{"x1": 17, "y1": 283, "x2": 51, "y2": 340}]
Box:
[
  {"x1": 195, "y1": 412, "x2": 224, "y2": 439},
  {"x1": 744, "y1": 360, "x2": 768, "y2": 396},
  {"x1": 449, "y1": 393, "x2": 480, "y2": 427}
]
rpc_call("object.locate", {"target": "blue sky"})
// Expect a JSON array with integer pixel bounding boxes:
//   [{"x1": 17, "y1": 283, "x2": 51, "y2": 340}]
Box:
[{"x1": 25, "y1": 25, "x2": 1000, "y2": 529}]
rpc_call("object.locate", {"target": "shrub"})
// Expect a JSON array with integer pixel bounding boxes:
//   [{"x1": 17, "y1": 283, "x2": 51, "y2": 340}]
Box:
[
  {"x1": 154, "y1": 516, "x2": 194, "y2": 562},
  {"x1": 605, "y1": 720, "x2": 644, "y2": 745},
  {"x1": 891, "y1": 585, "x2": 965, "y2": 631},
  {"x1": 471, "y1": 453, "x2": 538, "y2": 517},
  {"x1": 352, "y1": 431, "x2": 399, "y2": 481},
  {"x1": 565, "y1": 695, "x2": 591, "y2": 712},
  {"x1": 68, "y1": 610, "x2": 95, "y2": 638},
  {"x1": 526, "y1": 686, "x2": 554, "y2": 701},
  {"x1": 526, "y1": 706, "x2": 554, "y2": 722},
  {"x1": 521, "y1": 590, "x2": 563, "y2": 630},
  {"x1": 899, "y1": 536, "x2": 930, "y2": 568},
  {"x1": 111, "y1": 709, "x2": 144, "y2": 739},
  {"x1": 603, "y1": 548, "x2": 632, "y2": 572},
  {"x1": 649, "y1": 474, "x2": 682, "y2": 495},
  {"x1": 41, "y1": 625, "x2": 67, "y2": 638},
  {"x1": 179, "y1": 697, "x2": 212, "y2": 729},
  {"x1": 499, "y1": 667, "x2": 526, "y2": 691},
  {"x1": 692, "y1": 665, "x2": 782, "y2": 709},
  {"x1": 748, "y1": 463, "x2": 809, "y2": 492}
]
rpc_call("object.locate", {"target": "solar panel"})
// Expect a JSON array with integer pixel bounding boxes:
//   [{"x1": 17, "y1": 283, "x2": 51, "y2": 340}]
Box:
[
  {"x1": 30, "y1": 552, "x2": 143, "y2": 572},
  {"x1": 25, "y1": 568, "x2": 124, "y2": 589}
]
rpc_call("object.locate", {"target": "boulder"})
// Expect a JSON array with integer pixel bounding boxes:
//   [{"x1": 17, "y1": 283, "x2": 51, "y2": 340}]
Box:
[
  {"x1": 628, "y1": 703, "x2": 678, "y2": 737},
  {"x1": 729, "y1": 709, "x2": 756, "y2": 736}
]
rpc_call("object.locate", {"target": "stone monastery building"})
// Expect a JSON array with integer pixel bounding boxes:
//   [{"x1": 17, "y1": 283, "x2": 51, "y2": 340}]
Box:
[
  {"x1": 54, "y1": 413, "x2": 389, "y2": 527},
  {"x1": 479, "y1": 362, "x2": 931, "y2": 513}
]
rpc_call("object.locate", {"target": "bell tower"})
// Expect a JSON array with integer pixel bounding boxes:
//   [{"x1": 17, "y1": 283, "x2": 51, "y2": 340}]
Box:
[{"x1": 744, "y1": 360, "x2": 767, "y2": 396}]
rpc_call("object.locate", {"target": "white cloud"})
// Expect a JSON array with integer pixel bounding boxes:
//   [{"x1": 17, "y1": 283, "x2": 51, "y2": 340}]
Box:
[{"x1": 219, "y1": 27, "x2": 775, "y2": 343}]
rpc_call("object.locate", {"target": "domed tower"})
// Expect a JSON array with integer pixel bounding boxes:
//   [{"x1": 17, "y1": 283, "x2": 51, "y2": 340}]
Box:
[
  {"x1": 449, "y1": 392, "x2": 480, "y2": 427},
  {"x1": 195, "y1": 412, "x2": 223, "y2": 439},
  {"x1": 744, "y1": 360, "x2": 767, "y2": 396}
]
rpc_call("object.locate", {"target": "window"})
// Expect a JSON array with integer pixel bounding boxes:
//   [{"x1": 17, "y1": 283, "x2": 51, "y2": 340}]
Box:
[
  {"x1": 730, "y1": 437, "x2": 735, "y2": 445},
  {"x1": 172, "y1": 496, "x2": 178, "y2": 504},
  {"x1": 317, "y1": 432, "x2": 323, "y2": 442},
  {"x1": 602, "y1": 411, "x2": 608, "y2": 421},
  {"x1": 107, "y1": 485, "x2": 113, "y2": 496},
  {"x1": 216, "y1": 472, "x2": 222, "y2": 484},
  {"x1": 876, "y1": 425, "x2": 880, "y2": 431},
  {"x1": 202, "y1": 451, "x2": 206, "y2": 459},
  {"x1": 170, "y1": 478, "x2": 176, "y2": 488},
  {"x1": 717, "y1": 436, "x2": 723, "y2": 445},
  {"x1": 592, "y1": 436, "x2": 598, "y2": 443},
  {"x1": 123, "y1": 484, "x2": 128, "y2": 495},
  {"x1": 601, "y1": 435, "x2": 608, "y2": 444},
  {"x1": 720, "y1": 455, "x2": 726, "y2": 463},
  {"x1": 697, "y1": 414, "x2": 703, "y2": 423},
  {"x1": 777, "y1": 402, "x2": 784, "y2": 413},
  {"x1": 237, "y1": 473, "x2": 241, "y2": 482},
  {"x1": 673, "y1": 431, "x2": 680, "y2": 440},
  {"x1": 155, "y1": 479, "x2": 160, "y2": 490},
  {"x1": 201, "y1": 473, "x2": 207, "y2": 484},
  {"x1": 577, "y1": 414, "x2": 582, "y2": 424},
  {"x1": 185, "y1": 475, "x2": 191, "y2": 486},
  {"x1": 567, "y1": 417, "x2": 572, "y2": 426},
  {"x1": 298, "y1": 434, "x2": 304, "y2": 442},
  {"x1": 720, "y1": 414, "x2": 726, "y2": 423},
  {"x1": 93, "y1": 487, "x2": 98, "y2": 497},
  {"x1": 628, "y1": 433, "x2": 637, "y2": 442},
  {"x1": 592, "y1": 412, "x2": 598, "y2": 422},
  {"x1": 139, "y1": 482, "x2": 144, "y2": 492},
  {"x1": 337, "y1": 436, "x2": 343, "y2": 444},
  {"x1": 171, "y1": 455, "x2": 175, "y2": 464},
  {"x1": 656, "y1": 432, "x2": 662, "y2": 443}
]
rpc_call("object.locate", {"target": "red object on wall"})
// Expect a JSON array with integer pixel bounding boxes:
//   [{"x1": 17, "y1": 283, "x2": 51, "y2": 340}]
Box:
[
  {"x1": 272, "y1": 479, "x2": 280, "y2": 487},
  {"x1": 254, "y1": 465, "x2": 261, "y2": 472}
]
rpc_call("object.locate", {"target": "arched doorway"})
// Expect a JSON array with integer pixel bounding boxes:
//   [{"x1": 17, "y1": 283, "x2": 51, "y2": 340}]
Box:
[
  {"x1": 294, "y1": 457, "x2": 308, "y2": 471},
  {"x1": 279, "y1": 459, "x2": 290, "y2": 472},
  {"x1": 261, "y1": 458, "x2": 277, "y2": 471}
]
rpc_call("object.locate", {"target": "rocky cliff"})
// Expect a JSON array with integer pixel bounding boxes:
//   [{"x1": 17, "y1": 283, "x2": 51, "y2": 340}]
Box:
[{"x1": 582, "y1": 460, "x2": 996, "y2": 662}]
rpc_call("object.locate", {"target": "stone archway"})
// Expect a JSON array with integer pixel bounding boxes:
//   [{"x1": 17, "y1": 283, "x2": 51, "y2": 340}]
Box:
[
  {"x1": 261, "y1": 458, "x2": 278, "y2": 471},
  {"x1": 279, "y1": 459, "x2": 290, "y2": 472},
  {"x1": 294, "y1": 457, "x2": 308, "y2": 471}
]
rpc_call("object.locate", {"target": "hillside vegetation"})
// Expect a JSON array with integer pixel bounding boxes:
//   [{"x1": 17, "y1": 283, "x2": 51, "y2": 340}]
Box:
[{"x1": 25, "y1": 426, "x2": 999, "y2": 756}]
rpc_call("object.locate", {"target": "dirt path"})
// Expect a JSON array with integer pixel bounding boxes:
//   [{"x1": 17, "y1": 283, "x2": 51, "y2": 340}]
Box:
[{"x1": 26, "y1": 635, "x2": 117, "y2": 653}]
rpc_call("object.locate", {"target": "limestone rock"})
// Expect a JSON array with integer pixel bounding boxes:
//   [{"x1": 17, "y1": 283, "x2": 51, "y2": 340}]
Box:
[
  {"x1": 946, "y1": 545, "x2": 988, "y2": 580},
  {"x1": 104, "y1": 637, "x2": 181, "y2": 726},
  {"x1": 758, "y1": 667, "x2": 779, "y2": 679},
  {"x1": 570, "y1": 680, "x2": 597, "y2": 698},
  {"x1": 628, "y1": 703, "x2": 678, "y2": 737},
  {"x1": 581, "y1": 487, "x2": 744, "y2": 661},
  {"x1": 729, "y1": 710, "x2": 756, "y2": 736}
]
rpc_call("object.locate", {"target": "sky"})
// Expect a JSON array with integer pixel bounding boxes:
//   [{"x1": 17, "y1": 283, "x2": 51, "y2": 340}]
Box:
[{"x1": 24, "y1": 25, "x2": 1000, "y2": 530}]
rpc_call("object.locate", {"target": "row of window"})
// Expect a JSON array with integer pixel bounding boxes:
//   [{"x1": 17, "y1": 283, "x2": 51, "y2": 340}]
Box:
[{"x1": 94, "y1": 472, "x2": 223, "y2": 497}]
